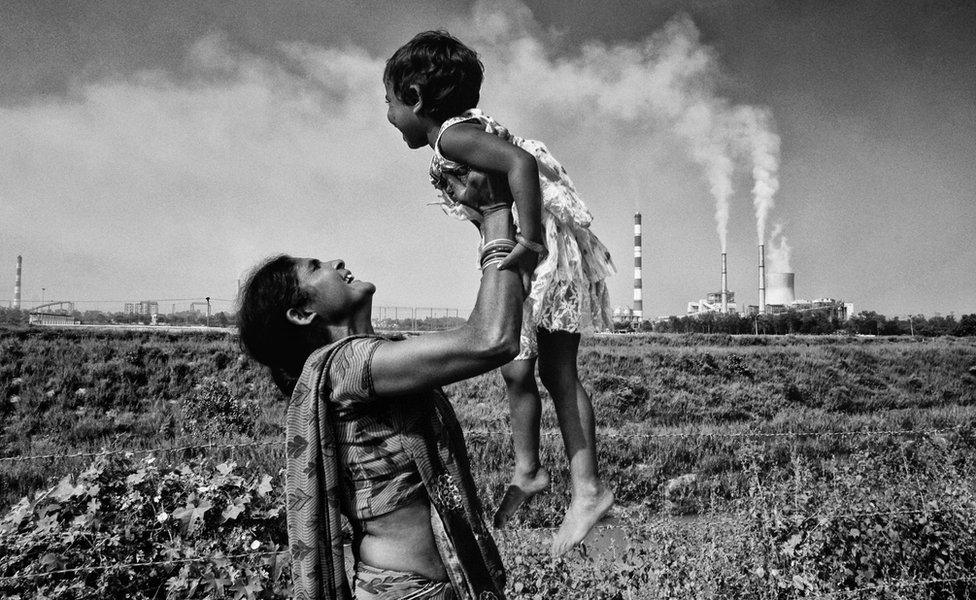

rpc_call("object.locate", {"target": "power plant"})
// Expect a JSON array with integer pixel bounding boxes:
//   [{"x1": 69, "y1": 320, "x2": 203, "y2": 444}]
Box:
[{"x1": 680, "y1": 236, "x2": 852, "y2": 321}]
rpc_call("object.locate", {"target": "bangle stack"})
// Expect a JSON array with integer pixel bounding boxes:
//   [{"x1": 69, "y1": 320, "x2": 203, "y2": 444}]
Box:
[
  {"x1": 515, "y1": 233, "x2": 548, "y2": 258},
  {"x1": 480, "y1": 238, "x2": 516, "y2": 271}
]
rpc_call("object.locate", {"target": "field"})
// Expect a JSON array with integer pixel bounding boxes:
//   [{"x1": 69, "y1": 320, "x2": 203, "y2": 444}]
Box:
[{"x1": 1, "y1": 327, "x2": 975, "y2": 599}]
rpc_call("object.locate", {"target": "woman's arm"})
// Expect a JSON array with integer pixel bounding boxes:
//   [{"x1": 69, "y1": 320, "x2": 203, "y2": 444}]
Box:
[{"x1": 370, "y1": 207, "x2": 524, "y2": 396}]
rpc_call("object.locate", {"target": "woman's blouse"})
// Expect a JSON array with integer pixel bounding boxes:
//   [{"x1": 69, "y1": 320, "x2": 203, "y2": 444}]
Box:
[{"x1": 329, "y1": 336, "x2": 425, "y2": 519}]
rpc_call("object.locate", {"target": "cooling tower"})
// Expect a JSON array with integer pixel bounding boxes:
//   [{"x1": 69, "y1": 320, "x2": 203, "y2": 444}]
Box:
[
  {"x1": 765, "y1": 272, "x2": 795, "y2": 306},
  {"x1": 633, "y1": 213, "x2": 643, "y2": 321},
  {"x1": 13, "y1": 255, "x2": 22, "y2": 310}
]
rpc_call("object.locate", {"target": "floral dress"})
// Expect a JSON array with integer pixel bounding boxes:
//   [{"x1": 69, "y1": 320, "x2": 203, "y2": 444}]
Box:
[{"x1": 429, "y1": 109, "x2": 616, "y2": 359}]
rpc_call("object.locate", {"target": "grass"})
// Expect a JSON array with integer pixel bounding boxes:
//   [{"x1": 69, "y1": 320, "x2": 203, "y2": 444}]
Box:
[{"x1": 2, "y1": 327, "x2": 975, "y2": 598}]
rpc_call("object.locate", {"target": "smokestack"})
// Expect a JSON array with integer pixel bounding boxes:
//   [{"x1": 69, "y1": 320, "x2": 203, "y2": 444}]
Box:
[
  {"x1": 721, "y1": 252, "x2": 728, "y2": 314},
  {"x1": 13, "y1": 255, "x2": 22, "y2": 310},
  {"x1": 758, "y1": 244, "x2": 766, "y2": 314},
  {"x1": 633, "y1": 213, "x2": 643, "y2": 322}
]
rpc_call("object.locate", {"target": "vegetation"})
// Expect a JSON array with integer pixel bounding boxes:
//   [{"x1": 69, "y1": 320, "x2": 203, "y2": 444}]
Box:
[
  {"x1": 618, "y1": 309, "x2": 976, "y2": 337},
  {"x1": 1, "y1": 327, "x2": 975, "y2": 598}
]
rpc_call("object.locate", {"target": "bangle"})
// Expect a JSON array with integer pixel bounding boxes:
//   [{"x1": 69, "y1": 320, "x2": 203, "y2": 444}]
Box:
[
  {"x1": 480, "y1": 251, "x2": 511, "y2": 270},
  {"x1": 480, "y1": 239, "x2": 516, "y2": 266},
  {"x1": 480, "y1": 254, "x2": 508, "y2": 267},
  {"x1": 481, "y1": 258, "x2": 504, "y2": 272},
  {"x1": 479, "y1": 238, "x2": 514, "y2": 268},
  {"x1": 515, "y1": 233, "x2": 547, "y2": 256},
  {"x1": 482, "y1": 238, "x2": 517, "y2": 250}
]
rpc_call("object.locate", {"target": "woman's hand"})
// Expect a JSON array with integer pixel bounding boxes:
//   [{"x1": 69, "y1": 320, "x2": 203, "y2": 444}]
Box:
[
  {"x1": 445, "y1": 171, "x2": 510, "y2": 216},
  {"x1": 370, "y1": 200, "x2": 523, "y2": 396},
  {"x1": 447, "y1": 170, "x2": 536, "y2": 293}
]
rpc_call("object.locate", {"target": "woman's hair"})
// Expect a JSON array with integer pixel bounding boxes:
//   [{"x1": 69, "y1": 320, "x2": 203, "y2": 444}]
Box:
[
  {"x1": 384, "y1": 30, "x2": 483, "y2": 122},
  {"x1": 237, "y1": 255, "x2": 319, "y2": 395}
]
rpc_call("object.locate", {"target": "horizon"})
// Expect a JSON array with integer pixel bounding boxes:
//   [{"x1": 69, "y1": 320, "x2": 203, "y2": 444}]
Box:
[{"x1": 2, "y1": 1, "x2": 974, "y2": 317}]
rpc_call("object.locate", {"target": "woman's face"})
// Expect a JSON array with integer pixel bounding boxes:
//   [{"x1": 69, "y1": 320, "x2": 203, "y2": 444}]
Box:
[{"x1": 294, "y1": 258, "x2": 375, "y2": 322}]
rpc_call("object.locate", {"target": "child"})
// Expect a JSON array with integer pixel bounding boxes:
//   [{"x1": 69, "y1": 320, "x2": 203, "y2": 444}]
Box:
[{"x1": 384, "y1": 30, "x2": 616, "y2": 557}]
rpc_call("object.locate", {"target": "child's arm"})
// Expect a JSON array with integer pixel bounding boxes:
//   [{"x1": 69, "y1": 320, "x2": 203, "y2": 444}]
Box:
[{"x1": 438, "y1": 124, "x2": 543, "y2": 289}]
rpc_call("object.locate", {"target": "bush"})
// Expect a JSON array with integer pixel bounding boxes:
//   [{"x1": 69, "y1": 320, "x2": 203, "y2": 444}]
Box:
[
  {"x1": 0, "y1": 455, "x2": 288, "y2": 600},
  {"x1": 180, "y1": 380, "x2": 257, "y2": 438}
]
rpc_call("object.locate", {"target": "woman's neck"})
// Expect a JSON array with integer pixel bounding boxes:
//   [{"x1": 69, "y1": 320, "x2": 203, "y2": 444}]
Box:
[{"x1": 322, "y1": 303, "x2": 375, "y2": 340}]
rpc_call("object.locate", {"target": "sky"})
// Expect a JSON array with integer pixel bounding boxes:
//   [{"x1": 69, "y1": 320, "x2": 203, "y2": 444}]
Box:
[{"x1": 1, "y1": 0, "x2": 974, "y2": 317}]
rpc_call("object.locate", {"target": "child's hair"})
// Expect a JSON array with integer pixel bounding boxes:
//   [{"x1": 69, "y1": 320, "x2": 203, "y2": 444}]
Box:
[{"x1": 384, "y1": 30, "x2": 483, "y2": 122}]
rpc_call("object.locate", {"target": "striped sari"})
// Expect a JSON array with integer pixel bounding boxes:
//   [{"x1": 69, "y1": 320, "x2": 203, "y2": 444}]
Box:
[{"x1": 285, "y1": 334, "x2": 506, "y2": 600}]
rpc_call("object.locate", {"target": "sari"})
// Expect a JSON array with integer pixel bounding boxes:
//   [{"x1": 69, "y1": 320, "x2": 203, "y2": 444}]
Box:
[{"x1": 285, "y1": 334, "x2": 506, "y2": 600}]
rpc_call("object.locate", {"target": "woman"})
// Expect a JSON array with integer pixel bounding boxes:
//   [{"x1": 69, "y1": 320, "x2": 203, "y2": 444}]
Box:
[{"x1": 237, "y1": 180, "x2": 523, "y2": 600}]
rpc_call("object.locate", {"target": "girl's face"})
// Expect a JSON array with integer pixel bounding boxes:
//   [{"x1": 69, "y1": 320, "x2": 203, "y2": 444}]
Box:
[
  {"x1": 385, "y1": 82, "x2": 428, "y2": 149},
  {"x1": 294, "y1": 258, "x2": 375, "y2": 322}
]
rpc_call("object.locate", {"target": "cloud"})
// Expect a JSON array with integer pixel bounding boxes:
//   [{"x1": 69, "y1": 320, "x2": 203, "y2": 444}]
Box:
[
  {"x1": 0, "y1": 0, "x2": 785, "y2": 309},
  {"x1": 1, "y1": 32, "x2": 428, "y2": 300}
]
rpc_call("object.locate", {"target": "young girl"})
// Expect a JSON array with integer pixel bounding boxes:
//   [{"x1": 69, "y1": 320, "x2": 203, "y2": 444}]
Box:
[{"x1": 384, "y1": 30, "x2": 616, "y2": 557}]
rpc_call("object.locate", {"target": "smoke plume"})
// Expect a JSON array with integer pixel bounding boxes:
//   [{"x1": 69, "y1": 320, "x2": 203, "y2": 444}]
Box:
[
  {"x1": 732, "y1": 106, "x2": 781, "y2": 244},
  {"x1": 449, "y1": 5, "x2": 769, "y2": 252}
]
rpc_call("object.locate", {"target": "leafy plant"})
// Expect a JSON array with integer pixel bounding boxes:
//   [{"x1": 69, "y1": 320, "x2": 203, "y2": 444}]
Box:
[{"x1": 0, "y1": 455, "x2": 288, "y2": 600}]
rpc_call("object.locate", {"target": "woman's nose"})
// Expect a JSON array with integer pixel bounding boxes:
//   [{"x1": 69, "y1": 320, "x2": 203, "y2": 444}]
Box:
[{"x1": 331, "y1": 259, "x2": 345, "y2": 270}]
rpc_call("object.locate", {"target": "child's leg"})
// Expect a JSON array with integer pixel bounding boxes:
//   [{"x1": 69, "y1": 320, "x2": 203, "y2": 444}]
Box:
[
  {"x1": 537, "y1": 329, "x2": 614, "y2": 556},
  {"x1": 493, "y1": 357, "x2": 550, "y2": 529}
]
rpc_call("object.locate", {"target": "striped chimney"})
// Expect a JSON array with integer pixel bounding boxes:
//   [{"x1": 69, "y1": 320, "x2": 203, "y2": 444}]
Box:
[
  {"x1": 13, "y1": 255, "x2": 22, "y2": 310},
  {"x1": 721, "y1": 252, "x2": 728, "y2": 314},
  {"x1": 758, "y1": 244, "x2": 766, "y2": 314},
  {"x1": 633, "y1": 213, "x2": 643, "y2": 321}
]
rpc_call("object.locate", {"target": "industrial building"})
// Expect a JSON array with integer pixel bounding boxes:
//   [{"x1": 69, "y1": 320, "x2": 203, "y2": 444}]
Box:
[
  {"x1": 124, "y1": 301, "x2": 159, "y2": 316},
  {"x1": 687, "y1": 291, "x2": 739, "y2": 316}
]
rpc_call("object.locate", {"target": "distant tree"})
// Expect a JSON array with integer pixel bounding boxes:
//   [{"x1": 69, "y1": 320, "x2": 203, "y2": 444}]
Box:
[
  {"x1": 0, "y1": 307, "x2": 28, "y2": 326},
  {"x1": 954, "y1": 314, "x2": 976, "y2": 336},
  {"x1": 851, "y1": 311, "x2": 886, "y2": 335}
]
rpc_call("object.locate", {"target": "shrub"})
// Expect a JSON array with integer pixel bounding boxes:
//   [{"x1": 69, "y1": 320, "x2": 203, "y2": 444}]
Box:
[
  {"x1": 0, "y1": 455, "x2": 288, "y2": 600},
  {"x1": 180, "y1": 380, "x2": 257, "y2": 438}
]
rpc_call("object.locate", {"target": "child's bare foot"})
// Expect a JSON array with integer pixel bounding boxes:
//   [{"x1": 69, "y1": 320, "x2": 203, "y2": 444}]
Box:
[
  {"x1": 492, "y1": 467, "x2": 550, "y2": 529},
  {"x1": 550, "y1": 486, "x2": 614, "y2": 557}
]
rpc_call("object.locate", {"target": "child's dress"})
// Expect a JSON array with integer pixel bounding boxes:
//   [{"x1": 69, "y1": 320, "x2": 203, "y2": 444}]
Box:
[{"x1": 429, "y1": 109, "x2": 616, "y2": 359}]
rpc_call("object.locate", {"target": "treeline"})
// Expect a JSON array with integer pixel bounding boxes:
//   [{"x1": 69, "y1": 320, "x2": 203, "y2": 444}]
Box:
[
  {"x1": 621, "y1": 310, "x2": 976, "y2": 336},
  {"x1": 5, "y1": 306, "x2": 975, "y2": 337}
]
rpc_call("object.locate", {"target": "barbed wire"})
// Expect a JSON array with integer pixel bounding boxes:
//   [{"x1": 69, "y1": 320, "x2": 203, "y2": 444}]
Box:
[
  {"x1": 1, "y1": 425, "x2": 968, "y2": 464},
  {"x1": 503, "y1": 425, "x2": 969, "y2": 441},
  {"x1": 493, "y1": 506, "x2": 960, "y2": 539},
  {"x1": 5, "y1": 552, "x2": 972, "y2": 599},
  {"x1": 0, "y1": 550, "x2": 283, "y2": 582},
  {"x1": 0, "y1": 439, "x2": 281, "y2": 464}
]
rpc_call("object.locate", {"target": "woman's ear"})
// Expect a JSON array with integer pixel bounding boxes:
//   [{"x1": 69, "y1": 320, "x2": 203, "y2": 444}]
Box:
[
  {"x1": 285, "y1": 307, "x2": 316, "y2": 326},
  {"x1": 409, "y1": 84, "x2": 424, "y2": 114}
]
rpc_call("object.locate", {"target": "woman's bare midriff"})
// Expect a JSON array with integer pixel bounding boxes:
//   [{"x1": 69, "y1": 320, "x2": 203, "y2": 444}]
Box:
[{"x1": 355, "y1": 495, "x2": 449, "y2": 582}]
